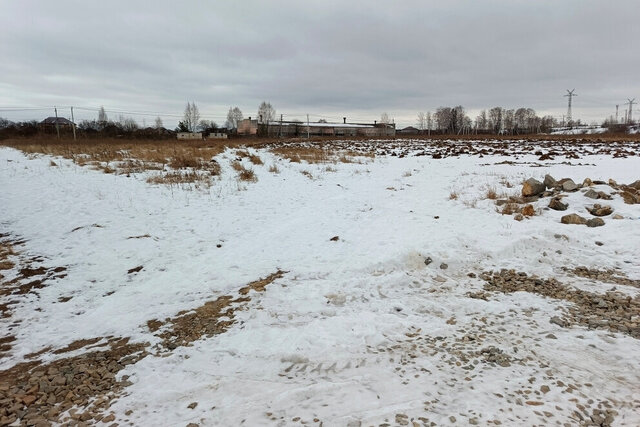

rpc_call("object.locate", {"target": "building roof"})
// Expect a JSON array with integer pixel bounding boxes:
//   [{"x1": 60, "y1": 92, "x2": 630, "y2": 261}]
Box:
[
  {"x1": 41, "y1": 117, "x2": 74, "y2": 125},
  {"x1": 268, "y1": 121, "x2": 375, "y2": 129}
]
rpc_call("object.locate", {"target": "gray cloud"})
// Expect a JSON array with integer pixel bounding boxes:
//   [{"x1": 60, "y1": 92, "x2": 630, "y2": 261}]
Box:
[{"x1": 1, "y1": 0, "x2": 639, "y2": 127}]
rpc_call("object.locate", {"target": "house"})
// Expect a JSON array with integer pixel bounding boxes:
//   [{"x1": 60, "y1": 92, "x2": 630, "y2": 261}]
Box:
[
  {"x1": 177, "y1": 132, "x2": 203, "y2": 140},
  {"x1": 207, "y1": 132, "x2": 227, "y2": 139},
  {"x1": 237, "y1": 117, "x2": 259, "y2": 135},
  {"x1": 236, "y1": 118, "x2": 395, "y2": 137},
  {"x1": 40, "y1": 116, "x2": 74, "y2": 131},
  {"x1": 398, "y1": 126, "x2": 420, "y2": 135}
]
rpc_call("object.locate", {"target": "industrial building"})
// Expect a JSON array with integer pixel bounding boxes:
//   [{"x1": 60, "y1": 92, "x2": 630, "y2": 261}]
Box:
[{"x1": 236, "y1": 118, "x2": 395, "y2": 137}]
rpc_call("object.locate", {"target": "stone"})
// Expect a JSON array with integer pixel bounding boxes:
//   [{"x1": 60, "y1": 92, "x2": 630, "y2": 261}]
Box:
[
  {"x1": 584, "y1": 189, "x2": 599, "y2": 199},
  {"x1": 545, "y1": 334, "x2": 557, "y2": 339},
  {"x1": 543, "y1": 174, "x2": 557, "y2": 189},
  {"x1": 513, "y1": 213, "x2": 524, "y2": 221},
  {"x1": 583, "y1": 178, "x2": 593, "y2": 187},
  {"x1": 562, "y1": 179, "x2": 578, "y2": 192},
  {"x1": 540, "y1": 385, "x2": 550, "y2": 394},
  {"x1": 612, "y1": 214, "x2": 624, "y2": 220},
  {"x1": 629, "y1": 180, "x2": 640, "y2": 190},
  {"x1": 329, "y1": 236, "x2": 339, "y2": 241},
  {"x1": 102, "y1": 414, "x2": 115, "y2": 423},
  {"x1": 597, "y1": 191, "x2": 612, "y2": 200},
  {"x1": 586, "y1": 204, "x2": 612, "y2": 217},
  {"x1": 22, "y1": 395, "x2": 36, "y2": 405},
  {"x1": 187, "y1": 402, "x2": 198, "y2": 409},
  {"x1": 440, "y1": 263, "x2": 448, "y2": 270},
  {"x1": 561, "y1": 214, "x2": 587, "y2": 225},
  {"x1": 522, "y1": 178, "x2": 545, "y2": 197},
  {"x1": 550, "y1": 316, "x2": 567, "y2": 327},
  {"x1": 521, "y1": 204, "x2": 535, "y2": 217},
  {"x1": 424, "y1": 257, "x2": 433, "y2": 266},
  {"x1": 548, "y1": 198, "x2": 568, "y2": 211},
  {"x1": 586, "y1": 218, "x2": 605, "y2": 227},
  {"x1": 595, "y1": 241, "x2": 603, "y2": 246}
]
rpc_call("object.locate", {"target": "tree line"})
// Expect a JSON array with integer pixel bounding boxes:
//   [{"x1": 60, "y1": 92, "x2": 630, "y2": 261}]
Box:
[{"x1": 416, "y1": 106, "x2": 560, "y2": 135}]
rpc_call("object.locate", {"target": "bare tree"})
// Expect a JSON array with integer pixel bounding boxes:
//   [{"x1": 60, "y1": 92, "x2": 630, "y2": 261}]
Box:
[
  {"x1": 434, "y1": 107, "x2": 452, "y2": 133},
  {"x1": 476, "y1": 110, "x2": 488, "y2": 132},
  {"x1": 155, "y1": 116, "x2": 163, "y2": 129},
  {"x1": 183, "y1": 102, "x2": 200, "y2": 132},
  {"x1": 0, "y1": 117, "x2": 13, "y2": 128},
  {"x1": 98, "y1": 106, "x2": 108, "y2": 123},
  {"x1": 426, "y1": 111, "x2": 432, "y2": 136},
  {"x1": 225, "y1": 107, "x2": 243, "y2": 129},
  {"x1": 197, "y1": 120, "x2": 217, "y2": 132},
  {"x1": 488, "y1": 107, "x2": 503, "y2": 134},
  {"x1": 503, "y1": 109, "x2": 515, "y2": 134},
  {"x1": 257, "y1": 101, "x2": 275, "y2": 124},
  {"x1": 380, "y1": 112, "x2": 390, "y2": 125},
  {"x1": 117, "y1": 115, "x2": 138, "y2": 132},
  {"x1": 417, "y1": 112, "x2": 427, "y2": 132}
]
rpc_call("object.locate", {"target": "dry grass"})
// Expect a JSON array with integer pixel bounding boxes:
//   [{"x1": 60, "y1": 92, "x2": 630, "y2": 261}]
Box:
[
  {"x1": 231, "y1": 161, "x2": 257, "y2": 182},
  {"x1": 268, "y1": 164, "x2": 280, "y2": 174},
  {"x1": 500, "y1": 203, "x2": 521, "y2": 215},
  {"x1": 449, "y1": 191, "x2": 459, "y2": 200},
  {"x1": 463, "y1": 198, "x2": 478, "y2": 208},
  {"x1": 403, "y1": 171, "x2": 412, "y2": 177},
  {"x1": 521, "y1": 204, "x2": 536, "y2": 217},
  {"x1": 146, "y1": 170, "x2": 213, "y2": 186},
  {"x1": 485, "y1": 187, "x2": 498, "y2": 200},
  {"x1": 301, "y1": 170, "x2": 313, "y2": 179},
  {"x1": 499, "y1": 177, "x2": 514, "y2": 188},
  {"x1": 271, "y1": 146, "x2": 373, "y2": 164},
  {"x1": 324, "y1": 165, "x2": 337, "y2": 172},
  {"x1": 2, "y1": 138, "x2": 227, "y2": 183},
  {"x1": 248, "y1": 154, "x2": 263, "y2": 165}
]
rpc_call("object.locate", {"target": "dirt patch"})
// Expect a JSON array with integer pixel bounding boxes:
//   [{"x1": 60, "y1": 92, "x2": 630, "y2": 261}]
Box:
[
  {"x1": 126, "y1": 234, "x2": 151, "y2": 240},
  {"x1": 0, "y1": 337, "x2": 148, "y2": 426},
  {"x1": 0, "y1": 234, "x2": 68, "y2": 358},
  {"x1": 568, "y1": 266, "x2": 640, "y2": 289},
  {"x1": 479, "y1": 270, "x2": 640, "y2": 338},
  {"x1": 239, "y1": 271, "x2": 285, "y2": 295},
  {"x1": 149, "y1": 270, "x2": 285, "y2": 350},
  {"x1": 51, "y1": 338, "x2": 104, "y2": 355},
  {"x1": 127, "y1": 265, "x2": 143, "y2": 274}
]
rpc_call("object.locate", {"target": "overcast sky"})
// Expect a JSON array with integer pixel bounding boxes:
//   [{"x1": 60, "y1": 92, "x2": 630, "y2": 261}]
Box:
[{"x1": 1, "y1": 0, "x2": 639, "y2": 127}]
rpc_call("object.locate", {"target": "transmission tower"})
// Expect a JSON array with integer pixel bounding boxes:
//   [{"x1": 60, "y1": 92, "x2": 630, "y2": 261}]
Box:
[
  {"x1": 564, "y1": 89, "x2": 577, "y2": 127},
  {"x1": 626, "y1": 98, "x2": 637, "y2": 124}
]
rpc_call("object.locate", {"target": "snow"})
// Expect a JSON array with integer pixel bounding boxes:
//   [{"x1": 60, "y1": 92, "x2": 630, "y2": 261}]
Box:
[
  {"x1": 551, "y1": 126, "x2": 607, "y2": 135},
  {"x1": 1, "y1": 143, "x2": 640, "y2": 426}
]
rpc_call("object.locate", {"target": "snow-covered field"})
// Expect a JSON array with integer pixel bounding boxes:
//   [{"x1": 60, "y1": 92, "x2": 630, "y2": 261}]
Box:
[{"x1": 1, "y1": 141, "x2": 640, "y2": 426}]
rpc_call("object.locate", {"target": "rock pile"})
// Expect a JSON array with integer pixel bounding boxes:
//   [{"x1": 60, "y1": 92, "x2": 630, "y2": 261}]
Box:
[
  {"x1": 0, "y1": 338, "x2": 148, "y2": 426},
  {"x1": 480, "y1": 270, "x2": 640, "y2": 339},
  {"x1": 569, "y1": 266, "x2": 640, "y2": 289},
  {"x1": 505, "y1": 174, "x2": 639, "y2": 224}
]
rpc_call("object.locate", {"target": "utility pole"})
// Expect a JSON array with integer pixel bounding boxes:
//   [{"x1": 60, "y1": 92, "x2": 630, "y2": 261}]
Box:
[
  {"x1": 615, "y1": 105, "x2": 619, "y2": 124},
  {"x1": 564, "y1": 89, "x2": 577, "y2": 128},
  {"x1": 70, "y1": 106, "x2": 77, "y2": 141},
  {"x1": 278, "y1": 114, "x2": 283, "y2": 138},
  {"x1": 54, "y1": 107, "x2": 60, "y2": 139},
  {"x1": 626, "y1": 98, "x2": 636, "y2": 124},
  {"x1": 306, "y1": 114, "x2": 310, "y2": 139}
]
